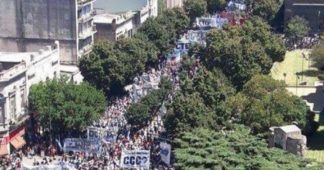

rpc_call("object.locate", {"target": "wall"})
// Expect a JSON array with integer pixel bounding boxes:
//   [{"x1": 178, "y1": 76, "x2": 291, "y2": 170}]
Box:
[
  {"x1": 0, "y1": 0, "x2": 78, "y2": 63},
  {"x1": 95, "y1": 24, "x2": 116, "y2": 42}
]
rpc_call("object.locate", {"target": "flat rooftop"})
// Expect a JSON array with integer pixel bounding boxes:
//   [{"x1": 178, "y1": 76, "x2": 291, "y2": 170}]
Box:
[
  {"x1": 279, "y1": 125, "x2": 301, "y2": 133},
  {"x1": 94, "y1": 12, "x2": 135, "y2": 24}
]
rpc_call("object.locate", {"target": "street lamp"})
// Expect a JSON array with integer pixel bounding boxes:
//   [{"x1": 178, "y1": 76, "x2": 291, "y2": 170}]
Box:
[
  {"x1": 301, "y1": 52, "x2": 305, "y2": 82},
  {"x1": 296, "y1": 75, "x2": 300, "y2": 95}
]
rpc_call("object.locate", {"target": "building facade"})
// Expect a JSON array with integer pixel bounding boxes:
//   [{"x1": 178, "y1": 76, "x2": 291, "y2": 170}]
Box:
[
  {"x1": 284, "y1": 0, "x2": 324, "y2": 34},
  {"x1": 165, "y1": 0, "x2": 184, "y2": 9},
  {"x1": 0, "y1": 42, "x2": 60, "y2": 156},
  {"x1": 93, "y1": 0, "x2": 158, "y2": 42},
  {"x1": 0, "y1": 0, "x2": 96, "y2": 71}
]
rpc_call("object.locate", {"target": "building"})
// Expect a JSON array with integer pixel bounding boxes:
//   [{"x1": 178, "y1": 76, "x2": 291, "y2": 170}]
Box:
[
  {"x1": 0, "y1": 42, "x2": 60, "y2": 156},
  {"x1": 284, "y1": 0, "x2": 324, "y2": 34},
  {"x1": 94, "y1": 12, "x2": 137, "y2": 42},
  {"x1": 268, "y1": 125, "x2": 307, "y2": 156},
  {"x1": 164, "y1": 0, "x2": 184, "y2": 9},
  {"x1": 93, "y1": 0, "x2": 158, "y2": 42},
  {"x1": 0, "y1": 0, "x2": 97, "y2": 81}
]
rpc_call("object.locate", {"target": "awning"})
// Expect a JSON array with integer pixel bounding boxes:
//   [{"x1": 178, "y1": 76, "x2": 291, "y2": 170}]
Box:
[
  {"x1": 0, "y1": 144, "x2": 8, "y2": 156},
  {"x1": 10, "y1": 136, "x2": 26, "y2": 149}
]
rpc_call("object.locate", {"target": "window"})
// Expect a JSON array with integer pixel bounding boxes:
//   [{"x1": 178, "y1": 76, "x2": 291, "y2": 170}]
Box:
[
  {"x1": 9, "y1": 94, "x2": 16, "y2": 120},
  {"x1": 20, "y1": 88, "x2": 26, "y2": 108},
  {"x1": 0, "y1": 105, "x2": 4, "y2": 124},
  {"x1": 28, "y1": 73, "x2": 35, "y2": 80}
]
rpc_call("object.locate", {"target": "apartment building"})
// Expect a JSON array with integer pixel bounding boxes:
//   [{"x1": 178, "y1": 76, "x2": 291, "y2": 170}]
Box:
[
  {"x1": 0, "y1": 0, "x2": 97, "y2": 81},
  {"x1": 0, "y1": 42, "x2": 60, "y2": 156}
]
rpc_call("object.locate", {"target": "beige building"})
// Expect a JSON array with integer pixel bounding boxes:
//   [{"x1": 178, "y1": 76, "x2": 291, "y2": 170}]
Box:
[{"x1": 0, "y1": 42, "x2": 60, "y2": 156}]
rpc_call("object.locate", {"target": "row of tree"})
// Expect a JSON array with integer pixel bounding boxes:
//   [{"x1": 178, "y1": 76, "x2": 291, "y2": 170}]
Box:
[
  {"x1": 79, "y1": 8, "x2": 189, "y2": 98},
  {"x1": 159, "y1": 3, "x2": 321, "y2": 168},
  {"x1": 29, "y1": 78, "x2": 106, "y2": 139}
]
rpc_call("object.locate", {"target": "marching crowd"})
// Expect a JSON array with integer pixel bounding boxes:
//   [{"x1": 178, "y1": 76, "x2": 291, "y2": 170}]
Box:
[{"x1": 0, "y1": 22, "x2": 189, "y2": 169}]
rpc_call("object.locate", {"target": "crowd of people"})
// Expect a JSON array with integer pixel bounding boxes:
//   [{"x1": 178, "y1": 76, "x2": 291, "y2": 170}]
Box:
[{"x1": 0, "y1": 16, "x2": 195, "y2": 169}]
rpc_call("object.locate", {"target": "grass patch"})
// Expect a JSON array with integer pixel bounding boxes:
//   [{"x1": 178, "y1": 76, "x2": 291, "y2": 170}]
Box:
[{"x1": 271, "y1": 50, "x2": 319, "y2": 86}]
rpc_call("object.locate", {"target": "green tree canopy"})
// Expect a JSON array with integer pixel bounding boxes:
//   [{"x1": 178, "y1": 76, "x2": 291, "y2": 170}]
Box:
[
  {"x1": 184, "y1": 0, "x2": 207, "y2": 22},
  {"x1": 79, "y1": 39, "x2": 158, "y2": 97},
  {"x1": 164, "y1": 92, "x2": 216, "y2": 138},
  {"x1": 29, "y1": 79, "x2": 106, "y2": 135},
  {"x1": 125, "y1": 78, "x2": 171, "y2": 129},
  {"x1": 138, "y1": 18, "x2": 174, "y2": 55},
  {"x1": 310, "y1": 44, "x2": 324, "y2": 71},
  {"x1": 180, "y1": 67, "x2": 235, "y2": 110},
  {"x1": 285, "y1": 16, "x2": 310, "y2": 45},
  {"x1": 226, "y1": 75, "x2": 311, "y2": 134},
  {"x1": 247, "y1": 0, "x2": 284, "y2": 23},
  {"x1": 203, "y1": 18, "x2": 285, "y2": 88},
  {"x1": 174, "y1": 127, "x2": 318, "y2": 169},
  {"x1": 204, "y1": 28, "x2": 273, "y2": 88}
]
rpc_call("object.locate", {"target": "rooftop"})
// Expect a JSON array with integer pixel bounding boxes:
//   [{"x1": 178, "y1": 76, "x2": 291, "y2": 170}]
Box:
[
  {"x1": 93, "y1": 11, "x2": 135, "y2": 24},
  {"x1": 279, "y1": 125, "x2": 301, "y2": 133}
]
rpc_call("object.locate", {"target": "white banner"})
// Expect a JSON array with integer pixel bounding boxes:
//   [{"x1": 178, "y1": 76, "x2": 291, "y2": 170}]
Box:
[
  {"x1": 120, "y1": 150, "x2": 150, "y2": 169},
  {"x1": 160, "y1": 142, "x2": 171, "y2": 165}
]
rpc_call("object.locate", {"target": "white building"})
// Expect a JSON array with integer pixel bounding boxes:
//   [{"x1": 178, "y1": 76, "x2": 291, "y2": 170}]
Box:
[
  {"x1": 0, "y1": 0, "x2": 97, "y2": 83},
  {"x1": 0, "y1": 42, "x2": 60, "y2": 156},
  {"x1": 93, "y1": 0, "x2": 158, "y2": 42},
  {"x1": 165, "y1": 0, "x2": 184, "y2": 9}
]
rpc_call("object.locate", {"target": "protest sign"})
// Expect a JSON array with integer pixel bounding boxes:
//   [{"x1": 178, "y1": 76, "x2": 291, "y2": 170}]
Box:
[
  {"x1": 160, "y1": 142, "x2": 171, "y2": 165},
  {"x1": 120, "y1": 150, "x2": 150, "y2": 169}
]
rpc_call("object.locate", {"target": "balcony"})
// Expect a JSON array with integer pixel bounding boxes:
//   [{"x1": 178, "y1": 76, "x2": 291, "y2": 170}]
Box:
[
  {"x1": 78, "y1": 11, "x2": 95, "y2": 23},
  {"x1": 78, "y1": 26, "x2": 97, "y2": 40}
]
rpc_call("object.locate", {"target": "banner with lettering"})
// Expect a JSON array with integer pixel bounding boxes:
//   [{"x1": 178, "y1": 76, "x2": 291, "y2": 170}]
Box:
[{"x1": 120, "y1": 150, "x2": 150, "y2": 169}]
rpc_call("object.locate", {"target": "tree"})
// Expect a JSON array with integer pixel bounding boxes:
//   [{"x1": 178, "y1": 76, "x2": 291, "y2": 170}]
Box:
[
  {"x1": 184, "y1": 0, "x2": 207, "y2": 22},
  {"x1": 79, "y1": 40, "x2": 152, "y2": 97},
  {"x1": 204, "y1": 28, "x2": 273, "y2": 88},
  {"x1": 115, "y1": 37, "x2": 159, "y2": 67},
  {"x1": 29, "y1": 79, "x2": 106, "y2": 138},
  {"x1": 181, "y1": 68, "x2": 235, "y2": 110},
  {"x1": 247, "y1": 0, "x2": 284, "y2": 23},
  {"x1": 125, "y1": 79, "x2": 171, "y2": 129},
  {"x1": 226, "y1": 75, "x2": 312, "y2": 134},
  {"x1": 310, "y1": 44, "x2": 324, "y2": 71},
  {"x1": 157, "y1": 8, "x2": 190, "y2": 36},
  {"x1": 174, "y1": 127, "x2": 318, "y2": 169},
  {"x1": 137, "y1": 18, "x2": 174, "y2": 55},
  {"x1": 241, "y1": 17, "x2": 286, "y2": 62},
  {"x1": 285, "y1": 16, "x2": 310, "y2": 45},
  {"x1": 206, "y1": 0, "x2": 227, "y2": 14},
  {"x1": 164, "y1": 92, "x2": 217, "y2": 137},
  {"x1": 203, "y1": 18, "x2": 286, "y2": 88}
]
